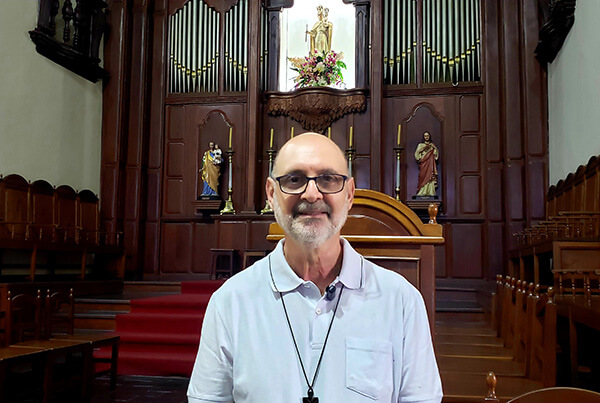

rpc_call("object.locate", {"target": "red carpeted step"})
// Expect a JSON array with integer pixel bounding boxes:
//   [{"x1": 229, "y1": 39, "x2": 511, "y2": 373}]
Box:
[
  {"x1": 117, "y1": 330, "x2": 201, "y2": 345},
  {"x1": 115, "y1": 312, "x2": 204, "y2": 335},
  {"x1": 181, "y1": 280, "x2": 225, "y2": 294},
  {"x1": 130, "y1": 293, "x2": 212, "y2": 314},
  {"x1": 97, "y1": 343, "x2": 199, "y2": 376},
  {"x1": 110, "y1": 281, "x2": 223, "y2": 377}
]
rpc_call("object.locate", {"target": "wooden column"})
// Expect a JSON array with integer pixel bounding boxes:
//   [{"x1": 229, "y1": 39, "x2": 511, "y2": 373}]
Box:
[
  {"x1": 100, "y1": 0, "x2": 128, "y2": 251},
  {"x1": 369, "y1": 0, "x2": 382, "y2": 191},
  {"x1": 244, "y1": 0, "x2": 261, "y2": 213},
  {"x1": 143, "y1": 0, "x2": 169, "y2": 277}
]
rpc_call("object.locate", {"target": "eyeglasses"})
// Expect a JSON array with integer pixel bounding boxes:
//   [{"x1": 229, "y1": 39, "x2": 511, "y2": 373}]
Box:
[{"x1": 274, "y1": 173, "x2": 348, "y2": 195}]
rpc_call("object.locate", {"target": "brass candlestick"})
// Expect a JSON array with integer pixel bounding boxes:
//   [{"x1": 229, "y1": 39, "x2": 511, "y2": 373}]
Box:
[
  {"x1": 220, "y1": 148, "x2": 236, "y2": 214},
  {"x1": 393, "y1": 146, "x2": 404, "y2": 201},
  {"x1": 346, "y1": 146, "x2": 356, "y2": 178},
  {"x1": 260, "y1": 147, "x2": 276, "y2": 214}
]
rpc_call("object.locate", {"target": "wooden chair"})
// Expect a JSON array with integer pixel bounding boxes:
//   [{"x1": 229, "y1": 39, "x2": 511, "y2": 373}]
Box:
[
  {"x1": 45, "y1": 288, "x2": 120, "y2": 390},
  {"x1": 242, "y1": 249, "x2": 267, "y2": 269},
  {"x1": 210, "y1": 248, "x2": 236, "y2": 279},
  {"x1": 4, "y1": 290, "x2": 42, "y2": 346},
  {"x1": 485, "y1": 371, "x2": 600, "y2": 402}
]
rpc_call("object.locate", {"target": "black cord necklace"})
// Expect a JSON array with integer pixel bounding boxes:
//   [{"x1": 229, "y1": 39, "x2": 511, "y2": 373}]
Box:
[{"x1": 269, "y1": 256, "x2": 344, "y2": 403}]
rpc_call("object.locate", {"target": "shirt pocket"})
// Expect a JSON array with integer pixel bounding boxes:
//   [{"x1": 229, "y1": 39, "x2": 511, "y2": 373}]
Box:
[{"x1": 345, "y1": 337, "x2": 394, "y2": 400}]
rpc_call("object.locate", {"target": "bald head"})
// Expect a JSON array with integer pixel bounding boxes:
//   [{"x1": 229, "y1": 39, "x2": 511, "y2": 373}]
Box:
[{"x1": 272, "y1": 132, "x2": 348, "y2": 178}]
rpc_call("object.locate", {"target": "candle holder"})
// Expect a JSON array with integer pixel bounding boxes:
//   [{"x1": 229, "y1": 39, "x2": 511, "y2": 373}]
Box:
[
  {"x1": 220, "y1": 148, "x2": 236, "y2": 214},
  {"x1": 393, "y1": 146, "x2": 404, "y2": 201},
  {"x1": 261, "y1": 147, "x2": 276, "y2": 214},
  {"x1": 345, "y1": 146, "x2": 356, "y2": 178}
]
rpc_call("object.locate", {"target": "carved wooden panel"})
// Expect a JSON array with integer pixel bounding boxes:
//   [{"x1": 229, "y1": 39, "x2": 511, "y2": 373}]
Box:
[
  {"x1": 160, "y1": 223, "x2": 193, "y2": 273},
  {"x1": 451, "y1": 224, "x2": 483, "y2": 278},
  {"x1": 460, "y1": 136, "x2": 480, "y2": 173},
  {"x1": 56, "y1": 186, "x2": 77, "y2": 229},
  {"x1": 506, "y1": 160, "x2": 524, "y2": 221},
  {"x1": 527, "y1": 158, "x2": 547, "y2": 220},
  {"x1": 487, "y1": 222, "x2": 504, "y2": 277},
  {"x1": 3, "y1": 175, "x2": 30, "y2": 224},
  {"x1": 460, "y1": 96, "x2": 480, "y2": 132},
  {"x1": 165, "y1": 179, "x2": 185, "y2": 215},
  {"x1": 79, "y1": 190, "x2": 99, "y2": 234},
  {"x1": 486, "y1": 164, "x2": 503, "y2": 222},
  {"x1": 502, "y1": 0, "x2": 523, "y2": 160},
  {"x1": 31, "y1": 180, "x2": 55, "y2": 228},
  {"x1": 460, "y1": 176, "x2": 481, "y2": 214},
  {"x1": 192, "y1": 222, "x2": 217, "y2": 274}
]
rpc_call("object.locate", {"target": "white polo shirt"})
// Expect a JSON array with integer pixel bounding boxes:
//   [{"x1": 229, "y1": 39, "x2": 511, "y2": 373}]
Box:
[{"x1": 188, "y1": 238, "x2": 442, "y2": 403}]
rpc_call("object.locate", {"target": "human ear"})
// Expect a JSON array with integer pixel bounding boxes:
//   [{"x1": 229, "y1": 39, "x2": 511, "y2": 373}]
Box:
[
  {"x1": 265, "y1": 177, "x2": 276, "y2": 208},
  {"x1": 346, "y1": 177, "x2": 355, "y2": 210}
]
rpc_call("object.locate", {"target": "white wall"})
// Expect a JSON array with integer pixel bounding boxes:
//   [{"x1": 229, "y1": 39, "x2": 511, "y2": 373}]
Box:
[
  {"x1": 0, "y1": 0, "x2": 102, "y2": 193},
  {"x1": 548, "y1": 0, "x2": 600, "y2": 185}
]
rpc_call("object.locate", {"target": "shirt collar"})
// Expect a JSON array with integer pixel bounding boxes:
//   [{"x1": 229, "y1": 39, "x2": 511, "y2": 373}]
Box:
[{"x1": 268, "y1": 237, "x2": 364, "y2": 293}]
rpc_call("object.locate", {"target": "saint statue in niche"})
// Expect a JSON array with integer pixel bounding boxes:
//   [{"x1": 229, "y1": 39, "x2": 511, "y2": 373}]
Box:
[
  {"x1": 306, "y1": 5, "x2": 333, "y2": 54},
  {"x1": 200, "y1": 142, "x2": 222, "y2": 197},
  {"x1": 414, "y1": 132, "x2": 439, "y2": 197}
]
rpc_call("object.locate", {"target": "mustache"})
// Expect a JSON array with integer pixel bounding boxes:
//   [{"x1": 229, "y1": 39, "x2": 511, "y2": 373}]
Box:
[{"x1": 292, "y1": 200, "x2": 332, "y2": 217}]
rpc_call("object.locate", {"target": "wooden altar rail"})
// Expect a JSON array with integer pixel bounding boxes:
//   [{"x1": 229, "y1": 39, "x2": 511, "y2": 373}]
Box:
[
  {"x1": 514, "y1": 213, "x2": 600, "y2": 247},
  {"x1": 0, "y1": 174, "x2": 124, "y2": 280}
]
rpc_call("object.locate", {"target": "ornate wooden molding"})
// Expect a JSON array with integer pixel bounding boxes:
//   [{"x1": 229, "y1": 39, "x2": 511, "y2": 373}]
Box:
[
  {"x1": 29, "y1": 0, "x2": 109, "y2": 83},
  {"x1": 535, "y1": 0, "x2": 577, "y2": 64},
  {"x1": 266, "y1": 87, "x2": 368, "y2": 133}
]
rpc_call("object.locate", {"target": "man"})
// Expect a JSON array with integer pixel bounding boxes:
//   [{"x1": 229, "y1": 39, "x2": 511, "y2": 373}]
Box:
[
  {"x1": 188, "y1": 133, "x2": 442, "y2": 403},
  {"x1": 414, "y1": 132, "x2": 439, "y2": 197}
]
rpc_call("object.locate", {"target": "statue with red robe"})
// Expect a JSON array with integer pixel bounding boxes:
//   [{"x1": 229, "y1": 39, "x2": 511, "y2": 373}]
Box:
[{"x1": 414, "y1": 132, "x2": 439, "y2": 197}]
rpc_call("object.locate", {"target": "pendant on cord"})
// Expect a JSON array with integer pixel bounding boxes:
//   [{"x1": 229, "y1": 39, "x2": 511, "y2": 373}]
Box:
[{"x1": 303, "y1": 388, "x2": 319, "y2": 403}]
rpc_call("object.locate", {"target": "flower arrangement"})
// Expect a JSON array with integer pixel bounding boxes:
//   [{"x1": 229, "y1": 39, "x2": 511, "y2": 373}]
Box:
[{"x1": 288, "y1": 50, "x2": 346, "y2": 89}]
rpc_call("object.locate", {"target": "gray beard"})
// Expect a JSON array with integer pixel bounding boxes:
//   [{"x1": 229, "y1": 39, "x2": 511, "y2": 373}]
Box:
[{"x1": 272, "y1": 196, "x2": 348, "y2": 246}]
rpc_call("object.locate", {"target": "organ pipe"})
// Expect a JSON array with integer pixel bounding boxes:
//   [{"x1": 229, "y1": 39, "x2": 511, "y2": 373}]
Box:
[{"x1": 168, "y1": 0, "x2": 223, "y2": 94}]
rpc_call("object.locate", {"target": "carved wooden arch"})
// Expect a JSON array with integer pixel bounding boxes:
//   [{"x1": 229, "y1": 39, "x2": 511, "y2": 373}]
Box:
[
  {"x1": 168, "y1": 0, "x2": 238, "y2": 15},
  {"x1": 407, "y1": 102, "x2": 445, "y2": 123},
  {"x1": 199, "y1": 109, "x2": 234, "y2": 129}
]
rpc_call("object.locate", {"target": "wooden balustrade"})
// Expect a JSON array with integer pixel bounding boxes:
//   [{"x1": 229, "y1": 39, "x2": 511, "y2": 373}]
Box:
[{"x1": 28, "y1": 0, "x2": 109, "y2": 82}]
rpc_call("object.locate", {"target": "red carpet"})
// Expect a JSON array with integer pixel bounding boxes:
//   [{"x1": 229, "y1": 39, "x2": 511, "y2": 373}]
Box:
[{"x1": 95, "y1": 280, "x2": 224, "y2": 376}]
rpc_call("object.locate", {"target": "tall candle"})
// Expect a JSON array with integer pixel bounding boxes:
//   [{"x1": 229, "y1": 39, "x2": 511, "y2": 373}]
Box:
[
  {"x1": 327, "y1": 127, "x2": 331, "y2": 139},
  {"x1": 228, "y1": 127, "x2": 232, "y2": 149},
  {"x1": 269, "y1": 128, "x2": 274, "y2": 148},
  {"x1": 349, "y1": 126, "x2": 353, "y2": 147},
  {"x1": 397, "y1": 124, "x2": 402, "y2": 146},
  {"x1": 290, "y1": 126, "x2": 294, "y2": 139}
]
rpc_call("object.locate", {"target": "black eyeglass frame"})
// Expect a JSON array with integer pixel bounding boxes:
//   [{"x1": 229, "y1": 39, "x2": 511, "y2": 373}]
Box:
[{"x1": 274, "y1": 174, "x2": 349, "y2": 195}]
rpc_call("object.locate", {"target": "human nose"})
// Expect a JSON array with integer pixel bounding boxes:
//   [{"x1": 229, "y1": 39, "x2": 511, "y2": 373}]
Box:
[{"x1": 301, "y1": 178, "x2": 323, "y2": 202}]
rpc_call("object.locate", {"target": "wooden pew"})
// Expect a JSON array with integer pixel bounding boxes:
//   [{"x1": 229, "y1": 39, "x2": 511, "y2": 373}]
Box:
[{"x1": 528, "y1": 286, "x2": 557, "y2": 387}]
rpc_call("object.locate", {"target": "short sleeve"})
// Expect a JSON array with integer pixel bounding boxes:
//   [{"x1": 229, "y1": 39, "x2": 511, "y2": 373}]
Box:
[
  {"x1": 397, "y1": 288, "x2": 443, "y2": 403},
  {"x1": 187, "y1": 294, "x2": 234, "y2": 402}
]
